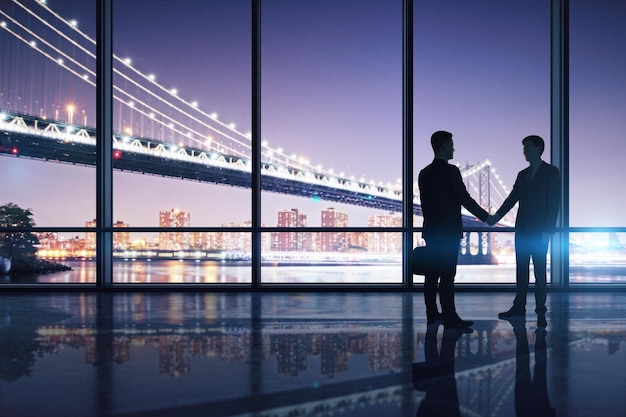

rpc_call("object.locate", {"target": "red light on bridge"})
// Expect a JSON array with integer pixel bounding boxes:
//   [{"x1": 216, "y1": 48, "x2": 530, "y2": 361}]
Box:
[
  {"x1": 113, "y1": 150, "x2": 122, "y2": 159},
  {"x1": 11, "y1": 147, "x2": 18, "y2": 155}
]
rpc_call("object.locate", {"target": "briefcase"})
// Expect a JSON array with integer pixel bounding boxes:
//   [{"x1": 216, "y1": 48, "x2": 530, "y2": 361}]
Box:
[{"x1": 412, "y1": 246, "x2": 433, "y2": 275}]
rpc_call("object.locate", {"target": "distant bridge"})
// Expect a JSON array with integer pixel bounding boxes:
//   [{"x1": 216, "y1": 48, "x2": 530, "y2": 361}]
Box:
[
  {"x1": 0, "y1": 0, "x2": 515, "y2": 226},
  {"x1": 1, "y1": 110, "x2": 509, "y2": 226}
]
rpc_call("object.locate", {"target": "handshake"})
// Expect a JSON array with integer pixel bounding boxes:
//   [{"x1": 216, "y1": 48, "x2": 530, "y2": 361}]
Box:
[{"x1": 486, "y1": 214, "x2": 500, "y2": 226}]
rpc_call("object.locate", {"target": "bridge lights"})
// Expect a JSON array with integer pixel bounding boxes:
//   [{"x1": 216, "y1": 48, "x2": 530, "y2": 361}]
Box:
[
  {"x1": 66, "y1": 104, "x2": 75, "y2": 124},
  {"x1": 312, "y1": 195, "x2": 320, "y2": 203},
  {"x1": 113, "y1": 150, "x2": 122, "y2": 159},
  {"x1": 11, "y1": 147, "x2": 18, "y2": 155}
]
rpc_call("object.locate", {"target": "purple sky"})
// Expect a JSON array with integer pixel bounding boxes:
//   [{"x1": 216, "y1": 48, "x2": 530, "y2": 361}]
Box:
[{"x1": 1, "y1": 0, "x2": 625, "y2": 232}]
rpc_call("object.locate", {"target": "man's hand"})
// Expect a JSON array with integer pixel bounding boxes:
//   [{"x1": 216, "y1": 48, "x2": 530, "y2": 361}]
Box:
[{"x1": 486, "y1": 215, "x2": 499, "y2": 226}]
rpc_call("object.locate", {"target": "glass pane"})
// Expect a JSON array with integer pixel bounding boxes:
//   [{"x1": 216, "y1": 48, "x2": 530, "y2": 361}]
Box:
[
  {"x1": 570, "y1": 1, "x2": 626, "y2": 226},
  {"x1": 0, "y1": 247, "x2": 96, "y2": 284},
  {"x1": 570, "y1": 231, "x2": 626, "y2": 284},
  {"x1": 261, "y1": 0, "x2": 403, "y2": 228},
  {"x1": 414, "y1": 1, "x2": 550, "y2": 180},
  {"x1": 112, "y1": 232, "x2": 251, "y2": 284},
  {"x1": 0, "y1": 228, "x2": 95, "y2": 283},
  {"x1": 112, "y1": 0, "x2": 251, "y2": 227},
  {"x1": 412, "y1": 2, "x2": 550, "y2": 209},
  {"x1": 0, "y1": 1, "x2": 96, "y2": 226},
  {"x1": 413, "y1": 1, "x2": 550, "y2": 284},
  {"x1": 412, "y1": 231, "x2": 520, "y2": 284},
  {"x1": 261, "y1": 232, "x2": 402, "y2": 284}
]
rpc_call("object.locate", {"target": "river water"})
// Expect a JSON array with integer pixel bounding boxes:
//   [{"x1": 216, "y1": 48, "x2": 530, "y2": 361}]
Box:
[{"x1": 5, "y1": 259, "x2": 625, "y2": 284}]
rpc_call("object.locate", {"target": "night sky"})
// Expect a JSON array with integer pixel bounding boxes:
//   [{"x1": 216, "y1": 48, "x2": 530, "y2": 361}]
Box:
[{"x1": 1, "y1": 0, "x2": 625, "y2": 231}]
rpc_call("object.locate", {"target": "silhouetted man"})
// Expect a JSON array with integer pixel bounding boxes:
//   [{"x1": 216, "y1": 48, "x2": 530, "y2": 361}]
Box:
[
  {"x1": 489, "y1": 135, "x2": 560, "y2": 328},
  {"x1": 419, "y1": 131, "x2": 489, "y2": 329}
]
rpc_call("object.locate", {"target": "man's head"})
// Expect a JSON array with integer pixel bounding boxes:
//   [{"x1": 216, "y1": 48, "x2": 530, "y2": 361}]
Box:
[
  {"x1": 522, "y1": 135, "x2": 544, "y2": 163},
  {"x1": 431, "y1": 130, "x2": 454, "y2": 160}
]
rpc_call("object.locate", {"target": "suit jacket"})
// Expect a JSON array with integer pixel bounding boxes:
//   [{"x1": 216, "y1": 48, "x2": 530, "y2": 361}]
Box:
[
  {"x1": 419, "y1": 159, "x2": 489, "y2": 240},
  {"x1": 496, "y1": 161, "x2": 560, "y2": 234}
]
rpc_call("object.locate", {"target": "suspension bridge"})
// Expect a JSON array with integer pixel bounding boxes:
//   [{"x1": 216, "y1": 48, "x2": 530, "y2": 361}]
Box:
[{"x1": 0, "y1": 0, "x2": 515, "y2": 227}]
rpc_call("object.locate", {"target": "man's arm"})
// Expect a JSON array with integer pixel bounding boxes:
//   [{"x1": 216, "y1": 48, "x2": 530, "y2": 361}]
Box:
[
  {"x1": 451, "y1": 167, "x2": 489, "y2": 221},
  {"x1": 493, "y1": 171, "x2": 522, "y2": 222},
  {"x1": 543, "y1": 165, "x2": 561, "y2": 233}
]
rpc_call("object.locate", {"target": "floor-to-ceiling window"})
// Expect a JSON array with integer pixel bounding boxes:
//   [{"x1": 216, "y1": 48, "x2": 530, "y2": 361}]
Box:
[
  {"x1": 1, "y1": 0, "x2": 97, "y2": 283},
  {"x1": 412, "y1": 0, "x2": 551, "y2": 285},
  {"x1": 111, "y1": 0, "x2": 252, "y2": 284},
  {"x1": 569, "y1": 0, "x2": 626, "y2": 284},
  {"x1": 260, "y1": 0, "x2": 404, "y2": 284}
]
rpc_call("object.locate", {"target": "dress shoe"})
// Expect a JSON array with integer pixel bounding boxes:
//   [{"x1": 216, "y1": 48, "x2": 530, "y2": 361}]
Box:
[
  {"x1": 537, "y1": 313, "x2": 547, "y2": 328},
  {"x1": 498, "y1": 307, "x2": 526, "y2": 320},
  {"x1": 427, "y1": 311, "x2": 443, "y2": 325},
  {"x1": 444, "y1": 317, "x2": 473, "y2": 329}
]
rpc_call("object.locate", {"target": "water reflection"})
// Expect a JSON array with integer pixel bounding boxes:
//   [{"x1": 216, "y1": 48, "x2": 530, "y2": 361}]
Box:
[
  {"x1": 2, "y1": 293, "x2": 626, "y2": 416},
  {"x1": 412, "y1": 324, "x2": 464, "y2": 417},
  {"x1": 512, "y1": 324, "x2": 555, "y2": 417},
  {"x1": 6, "y1": 259, "x2": 626, "y2": 284},
  {"x1": 0, "y1": 302, "x2": 71, "y2": 382}
]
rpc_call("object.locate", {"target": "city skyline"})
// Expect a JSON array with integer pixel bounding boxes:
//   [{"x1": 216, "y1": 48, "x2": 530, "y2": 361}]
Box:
[{"x1": 36, "y1": 206, "x2": 415, "y2": 257}]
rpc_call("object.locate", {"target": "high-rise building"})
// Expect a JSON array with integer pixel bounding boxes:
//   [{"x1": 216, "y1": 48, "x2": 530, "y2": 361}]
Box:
[
  {"x1": 84, "y1": 219, "x2": 130, "y2": 250},
  {"x1": 35, "y1": 232, "x2": 61, "y2": 251},
  {"x1": 113, "y1": 220, "x2": 130, "y2": 250},
  {"x1": 320, "y1": 207, "x2": 348, "y2": 252},
  {"x1": 222, "y1": 220, "x2": 252, "y2": 251},
  {"x1": 159, "y1": 209, "x2": 190, "y2": 250},
  {"x1": 275, "y1": 209, "x2": 307, "y2": 251},
  {"x1": 85, "y1": 219, "x2": 97, "y2": 249},
  {"x1": 189, "y1": 231, "x2": 207, "y2": 250},
  {"x1": 367, "y1": 212, "x2": 402, "y2": 253}
]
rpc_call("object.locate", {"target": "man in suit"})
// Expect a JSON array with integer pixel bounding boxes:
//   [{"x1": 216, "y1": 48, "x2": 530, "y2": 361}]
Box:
[
  {"x1": 419, "y1": 131, "x2": 490, "y2": 329},
  {"x1": 488, "y1": 135, "x2": 560, "y2": 327}
]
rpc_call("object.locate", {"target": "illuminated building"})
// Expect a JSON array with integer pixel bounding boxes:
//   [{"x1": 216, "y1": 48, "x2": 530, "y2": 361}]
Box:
[
  {"x1": 158, "y1": 209, "x2": 190, "y2": 250},
  {"x1": 275, "y1": 209, "x2": 307, "y2": 251},
  {"x1": 320, "y1": 207, "x2": 348, "y2": 252}
]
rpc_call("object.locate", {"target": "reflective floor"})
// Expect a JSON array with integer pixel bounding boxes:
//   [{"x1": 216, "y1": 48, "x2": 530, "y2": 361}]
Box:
[{"x1": 1, "y1": 291, "x2": 626, "y2": 416}]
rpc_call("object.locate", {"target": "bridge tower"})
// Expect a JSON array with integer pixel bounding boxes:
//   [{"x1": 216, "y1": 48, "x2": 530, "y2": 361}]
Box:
[{"x1": 478, "y1": 164, "x2": 491, "y2": 213}]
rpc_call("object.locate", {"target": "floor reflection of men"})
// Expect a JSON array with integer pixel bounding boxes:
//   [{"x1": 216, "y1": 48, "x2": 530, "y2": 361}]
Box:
[
  {"x1": 413, "y1": 324, "x2": 468, "y2": 417},
  {"x1": 514, "y1": 325, "x2": 555, "y2": 417}
]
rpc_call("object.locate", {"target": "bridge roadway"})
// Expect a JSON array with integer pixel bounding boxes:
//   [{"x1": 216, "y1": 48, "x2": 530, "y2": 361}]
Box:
[{"x1": 0, "y1": 110, "x2": 488, "y2": 226}]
